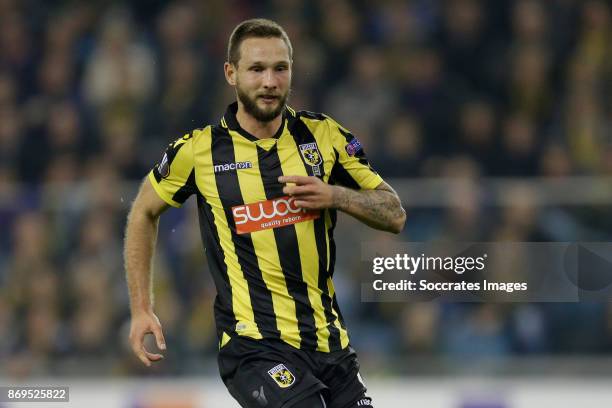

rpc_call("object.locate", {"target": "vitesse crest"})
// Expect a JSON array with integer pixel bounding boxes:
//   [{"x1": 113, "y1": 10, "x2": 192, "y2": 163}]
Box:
[
  {"x1": 299, "y1": 143, "x2": 322, "y2": 176},
  {"x1": 267, "y1": 363, "x2": 295, "y2": 388}
]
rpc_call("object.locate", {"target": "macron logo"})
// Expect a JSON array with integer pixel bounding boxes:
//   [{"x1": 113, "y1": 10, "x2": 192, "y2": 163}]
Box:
[{"x1": 214, "y1": 161, "x2": 253, "y2": 173}]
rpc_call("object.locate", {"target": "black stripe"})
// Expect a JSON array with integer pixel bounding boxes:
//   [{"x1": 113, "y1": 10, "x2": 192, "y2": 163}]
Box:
[
  {"x1": 257, "y1": 144, "x2": 319, "y2": 350},
  {"x1": 332, "y1": 293, "x2": 347, "y2": 330},
  {"x1": 329, "y1": 149, "x2": 360, "y2": 189},
  {"x1": 297, "y1": 110, "x2": 326, "y2": 121},
  {"x1": 290, "y1": 119, "x2": 325, "y2": 179},
  {"x1": 318, "y1": 224, "x2": 341, "y2": 351},
  {"x1": 172, "y1": 169, "x2": 197, "y2": 204},
  {"x1": 211, "y1": 126, "x2": 281, "y2": 339},
  {"x1": 327, "y1": 209, "x2": 338, "y2": 278},
  {"x1": 289, "y1": 119, "x2": 342, "y2": 350},
  {"x1": 196, "y1": 192, "x2": 237, "y2": 339},
  {"x1": 325, "y1": 212, "x2": 347, "y2": 330},
  {"x1": 337, "y1": 126, "x2": 371, "y2": 167},
  {"x1": 153, "y1": 169, "x2": 162, "y2": 183}
]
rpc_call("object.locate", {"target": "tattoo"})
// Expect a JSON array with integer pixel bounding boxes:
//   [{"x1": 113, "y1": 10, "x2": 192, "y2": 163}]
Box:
[{"x1": 334, "y1": 182, "x2": 406, "y2": 233}]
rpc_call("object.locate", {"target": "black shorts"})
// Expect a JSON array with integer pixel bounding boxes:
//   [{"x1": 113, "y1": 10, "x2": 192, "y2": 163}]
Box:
[{"x1": 217, "y1": 336, "x2": 372, "y2": 408}]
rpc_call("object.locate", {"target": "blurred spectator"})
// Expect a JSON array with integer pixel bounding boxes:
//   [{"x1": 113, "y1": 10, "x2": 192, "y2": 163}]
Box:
[
  {"x1": 493, "y1": 183, "x2": 554, "y2": 243},
  {"x1": 397, "y1": 303, "x2": 439, "y2": 354},
  {"x1": 498, "y1": 113, "x2": 540, "y2": 176},
  {"x1": 440, "y1": 304, "x2": 511, "y2": 358},
  {"x1": 377, "y1": 114, "x2": 424, "y2": 177},
  {"x1": 392, "y1": 46, "x2": 454, "y2": 155},
  {"x1": 0, "y1": 10, "x2": 35, "y2": 98},
  {"x1": 157, "y1": 2, "x2": 200, "y2": 52},
  {"x1": 438, "y1": 0, "x2": 492, "y2": 93},
  {"x1": 539, "y1": 142, "x2": 573, "y2": 177},
  {"x1": 0, "y1": 71, "x2": 17, "y2": 105},
  {"x1": 0, "y1": 104, "x2": 21, "y2": 174},
  {"x1": 98, "y1": 109, "x2": 146, "y2": 180},
  {"x1": 439, "y1": 157, "x2": 485, "y2": 241},
  {"x1": 507, "y1": 44, "x2": 552, "y2": 120},
  {"x1": 454, "y1": 99, "x2": 497, "y2": 174},
  {"x1": 325, "y1": 46, "x2": 396, "y2": 153},
  {"x1": 317, "y1": 0, "x2": 362, "y2": 83},
  {"x1": 82, "y1": 7, "x2": 156, "y2": 110}
]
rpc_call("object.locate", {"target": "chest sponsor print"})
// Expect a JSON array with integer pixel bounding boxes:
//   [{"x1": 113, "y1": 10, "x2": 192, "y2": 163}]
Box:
[{"x1": 231, "y1": 196, "x2": 320, "y2": 234}]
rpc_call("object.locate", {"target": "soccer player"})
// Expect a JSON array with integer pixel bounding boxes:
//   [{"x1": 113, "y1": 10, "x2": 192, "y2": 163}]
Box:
[{"x1": 125, "y1": 18, "x2": 406, "y2": 408}]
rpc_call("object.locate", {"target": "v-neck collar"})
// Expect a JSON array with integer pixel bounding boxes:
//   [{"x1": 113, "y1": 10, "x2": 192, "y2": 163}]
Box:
[{"x1": 222, "y1": 102, "x2": 286, "y2": 142}]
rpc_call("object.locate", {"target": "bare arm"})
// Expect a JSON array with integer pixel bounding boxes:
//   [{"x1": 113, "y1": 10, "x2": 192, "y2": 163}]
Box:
[
  {"x1": 279, "y1": 176, "x2": 406, "y2": 234},
  {"x1": 124, "y1": 177, "x2": 170, "y2": 366},
  {"x1": 333, "y1": 181, "x2": 406, "y2": 233}
]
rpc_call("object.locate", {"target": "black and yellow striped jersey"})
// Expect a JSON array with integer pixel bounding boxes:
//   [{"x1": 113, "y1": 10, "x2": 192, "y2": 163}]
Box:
[{"x1": 149, "y1": 102, "x2": 384, "y2": 353}]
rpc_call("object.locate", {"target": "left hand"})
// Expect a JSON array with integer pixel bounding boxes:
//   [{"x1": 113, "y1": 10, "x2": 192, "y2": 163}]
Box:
[{"x1": 278, "y1": 175, "x2": 337, "y2": 210}]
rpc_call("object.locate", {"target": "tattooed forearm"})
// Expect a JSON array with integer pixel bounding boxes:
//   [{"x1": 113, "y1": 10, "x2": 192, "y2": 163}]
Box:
[{"x1": 332, "y1": 182, "x2": 406, "y2": 233}]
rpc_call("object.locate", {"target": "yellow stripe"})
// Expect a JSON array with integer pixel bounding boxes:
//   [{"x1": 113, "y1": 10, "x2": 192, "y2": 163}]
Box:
[
  {"x1": 304, "y1": 116, "x2": 350, "y2": 348},
  {"x1": 148, "y1": 172, "x2": 181, "y2": 208},
  {"x1": 324, "y1": 116, "x2": 383, "y2": 189},
  {"x1": 291, "y1": 115, "x2": 350, "y2": 349},
  {"x1": 302, "y1": 117, "x2": 336, "y2": 272},
  {"x1": 230, "y1": 131, "x2": 301, "y2": 349},
  {"x1": 219, "y1": 331, "x2": 232, "y2": 349},
  {"x1": 277, "y1": 133, "x2": 331, "y2": 352},
  {"x1": 324, "y1": 210, "x2": 350, "y2": 348},
  {"x1": 194, "y1": 127, "x2": 261, "y2": 340},
  {"x1": 148, "y1": 136, "x2": 193, "y2": 208}
]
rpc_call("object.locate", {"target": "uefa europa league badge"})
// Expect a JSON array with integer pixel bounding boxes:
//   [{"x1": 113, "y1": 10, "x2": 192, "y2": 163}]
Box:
[{"x1": 299, "y1": 143, "x2": 323, "y2": 176}]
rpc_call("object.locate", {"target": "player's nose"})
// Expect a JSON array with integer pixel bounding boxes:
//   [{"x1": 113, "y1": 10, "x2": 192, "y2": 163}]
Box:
[{"x1": 262, "y1": 68, "x2": 278, "y2": 89}]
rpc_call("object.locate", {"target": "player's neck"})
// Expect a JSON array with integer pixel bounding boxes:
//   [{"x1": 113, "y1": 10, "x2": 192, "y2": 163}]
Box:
[{"x1": 235, "y1": 104, "x2": 283, "y2": 139}]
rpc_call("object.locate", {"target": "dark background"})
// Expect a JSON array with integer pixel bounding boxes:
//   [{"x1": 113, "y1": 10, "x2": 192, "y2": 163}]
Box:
[{"x1": 2, "y1": 0, "x2": 612, "y2": 378}]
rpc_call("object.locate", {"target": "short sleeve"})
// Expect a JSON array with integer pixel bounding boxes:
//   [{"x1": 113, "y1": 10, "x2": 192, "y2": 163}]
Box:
[
  {"x1": 326, "y1": 116, "x2": 384, "y2": 190},
  {"x1": 148, "y1": 134, "x2": 197, "y2": 208}
]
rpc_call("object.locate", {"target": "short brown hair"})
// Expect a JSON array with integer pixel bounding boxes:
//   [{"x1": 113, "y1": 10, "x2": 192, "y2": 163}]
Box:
[{"x1": 227, "y1": 18, "x2": 293, "y2": 66}]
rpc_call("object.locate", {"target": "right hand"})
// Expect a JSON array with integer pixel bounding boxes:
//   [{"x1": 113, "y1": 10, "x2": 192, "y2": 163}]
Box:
[{"x1": 128, "y1": 310, "x2": 166, "y2": 367}]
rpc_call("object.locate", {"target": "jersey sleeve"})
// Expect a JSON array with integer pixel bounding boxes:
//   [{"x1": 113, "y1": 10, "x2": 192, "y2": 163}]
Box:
[
  {"x1": 148, "y1": 134, "x2": 197, "y2": 208},
  {"x1": 326, "y1": 116, "x2": 384, "y2": 190}
]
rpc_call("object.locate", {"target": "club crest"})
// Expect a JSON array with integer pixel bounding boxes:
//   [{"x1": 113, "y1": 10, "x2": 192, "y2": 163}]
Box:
[
  {"x1": 299, "y1": 142, "x2": 322, "y2": 176},
  {"x1": 267, "y1": 363, "x2": 295, "y2": 388}
]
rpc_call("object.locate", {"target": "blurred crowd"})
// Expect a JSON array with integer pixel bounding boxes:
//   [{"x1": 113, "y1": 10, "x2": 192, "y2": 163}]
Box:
[{"x1": 2, "y1": 0, "x2": 612, "y2": 377}]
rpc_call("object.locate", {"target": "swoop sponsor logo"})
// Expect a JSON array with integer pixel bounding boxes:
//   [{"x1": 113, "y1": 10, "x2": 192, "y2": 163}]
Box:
[{"x1": 232, "y1": 196, "x2": 319, "y2": 234}]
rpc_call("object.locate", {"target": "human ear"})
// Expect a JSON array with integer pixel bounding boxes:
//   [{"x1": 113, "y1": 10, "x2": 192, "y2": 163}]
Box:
[{"x1": 224, "y1": 62, "x2": 237, "y2": 86}]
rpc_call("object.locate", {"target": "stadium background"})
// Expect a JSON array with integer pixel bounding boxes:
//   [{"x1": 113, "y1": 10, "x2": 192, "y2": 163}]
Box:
[{"x1": 2, "y1": 0, "x2": 612, "y2": 406}]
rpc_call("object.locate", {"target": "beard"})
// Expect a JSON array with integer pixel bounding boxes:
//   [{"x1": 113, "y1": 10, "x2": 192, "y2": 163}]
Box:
[{"x1": 236, "y1": 86, "x2": 290, "y2": 123}]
